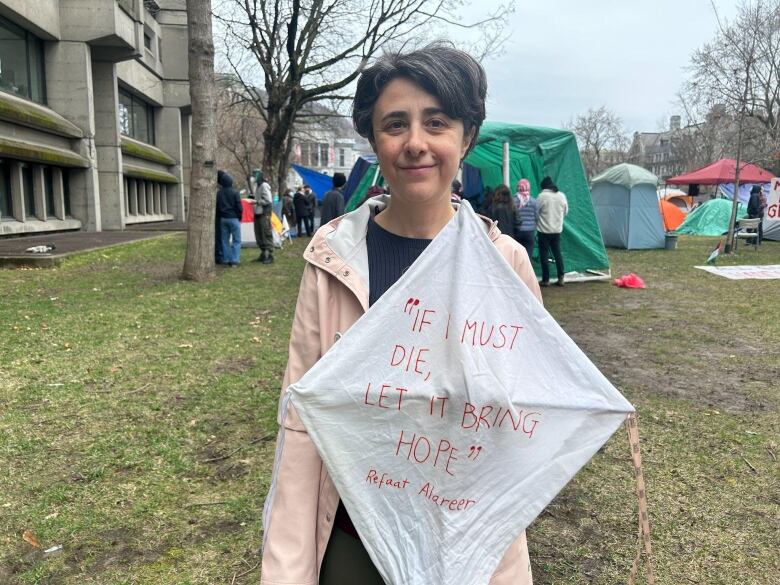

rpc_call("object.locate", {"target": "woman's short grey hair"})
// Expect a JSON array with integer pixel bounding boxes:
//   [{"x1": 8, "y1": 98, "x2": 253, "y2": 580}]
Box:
[{"x1": 352, "y1": 43, "x2": 487, "y2": 156}]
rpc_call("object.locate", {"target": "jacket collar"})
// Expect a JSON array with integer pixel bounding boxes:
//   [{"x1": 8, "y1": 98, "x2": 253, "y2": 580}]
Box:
[{"x1": 303, "y1": 195, "x2": 501, "y2": 311}]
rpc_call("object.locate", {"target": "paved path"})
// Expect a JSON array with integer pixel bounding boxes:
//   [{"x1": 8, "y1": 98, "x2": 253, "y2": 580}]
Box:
[{"x1": 0, "y1": 226, "x2": 185, "y2": 268}]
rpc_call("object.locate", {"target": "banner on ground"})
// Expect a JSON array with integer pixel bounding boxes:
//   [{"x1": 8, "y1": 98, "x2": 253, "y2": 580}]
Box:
[
  {"x1": 695, "y1": 264, "x2": 780, "y2": 280},
  {"x1": 280, "y1": 203, "x2": 634, "y2": 585}
]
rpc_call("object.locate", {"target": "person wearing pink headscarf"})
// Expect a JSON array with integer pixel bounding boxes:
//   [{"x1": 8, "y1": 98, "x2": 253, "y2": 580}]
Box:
[
  {"x1": 515, "y1": 179, "x2": 531, "y2": 208},
  {"x1": 514, "y1": 178, "x2": 538, "y2": 259}
]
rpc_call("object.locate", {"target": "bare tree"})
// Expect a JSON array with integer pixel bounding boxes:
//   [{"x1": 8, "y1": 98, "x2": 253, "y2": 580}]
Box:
[
  {"x1": 183, "y1": 0, "x2": 218, "y2": 281},
  {"x1": 212, "y1": 0, "x2": 514, "y2": 192},
  {"x1": 216, "y1": 76, "x2": 266, "y2": 192},
  {"x1": 681, "y1": 0, "x2": 780, "y2": 251},
  {"x1": 567, "y1": 106, "x2": 629, "y2": 179},
  {"x1": 682, "y1": 0, "x2": 780, "y2": 172}
]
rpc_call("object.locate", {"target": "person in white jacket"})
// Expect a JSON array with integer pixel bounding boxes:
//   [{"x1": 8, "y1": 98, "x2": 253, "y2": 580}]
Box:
[{"x1": 536, "y1": 176, "x2": 569, "y2": 286}]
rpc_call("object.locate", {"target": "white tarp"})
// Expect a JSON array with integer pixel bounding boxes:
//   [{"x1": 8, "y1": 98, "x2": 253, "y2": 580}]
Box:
[
  {"x1": 695, "y1": 264, "x2": 780, "y2": 280},
  {"x1": 279, "y1": 202, "x2": 634, "y2": 585}
]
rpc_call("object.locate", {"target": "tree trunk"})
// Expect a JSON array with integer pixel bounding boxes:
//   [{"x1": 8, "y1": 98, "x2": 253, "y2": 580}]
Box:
[{"x1": 182, "y1": 0, "x2": 217, "y2": 281}]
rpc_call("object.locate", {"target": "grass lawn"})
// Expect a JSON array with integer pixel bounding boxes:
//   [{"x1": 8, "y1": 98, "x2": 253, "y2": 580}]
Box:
[{"x1": 1, "y1": 233, "x2": 778, "y2": 584}]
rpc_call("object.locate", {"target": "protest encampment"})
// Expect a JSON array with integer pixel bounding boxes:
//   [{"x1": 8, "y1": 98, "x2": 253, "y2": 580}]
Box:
[{"x1": 1, "y1": 1, "x2": 778, "y2": 584}]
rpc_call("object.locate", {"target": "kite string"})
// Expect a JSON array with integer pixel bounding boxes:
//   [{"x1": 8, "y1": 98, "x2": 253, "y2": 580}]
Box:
[{"x1": 626, "y1": 412, "x2": 656, "y2": 585}]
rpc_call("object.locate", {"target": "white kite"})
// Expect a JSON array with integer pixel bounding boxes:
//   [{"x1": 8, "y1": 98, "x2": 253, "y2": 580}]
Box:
[{"x1": 274, "y1": 202, "x2": 634, "y2": 585}]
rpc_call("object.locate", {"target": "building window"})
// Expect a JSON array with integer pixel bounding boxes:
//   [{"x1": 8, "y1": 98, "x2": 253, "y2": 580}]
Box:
[
  {"x1": 118, "y1": 88, "x2": 156, "y2": 144},
  {"x1": 338, "y1": 148, "x2": 345, "y2": 167},
  {"x1": 157, "y1": 37, "x2": 163, "y2": 63},
  {"x1": 21, "y1": 163, "x2": 35, "y2": 219},
  {"x1": 63, "y1": 168, "x2": 71, "y2": 216},
  {"x1": 144, "y1": 31, "x2": 153, "y2": 52},
  {"x1": 124, "y1": 176, "x2": 168, "y2": 220},
  {"x1": 43, "y1": 166, "x2": 55, "y2": 217},
  {"x1": 0, "y1": 15, "x2": 46, "y2": 104},
  {"x1": 319, "y1": 143, "x2": 329, "y2": 167},
  {"x1": 0, "y1": 160, "x2": 12, "y2": 218}
]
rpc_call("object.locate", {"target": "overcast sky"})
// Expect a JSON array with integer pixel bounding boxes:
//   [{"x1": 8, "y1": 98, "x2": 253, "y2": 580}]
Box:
[{"x1": 470, "y1": 0, "x2": 739, "y2": 134}]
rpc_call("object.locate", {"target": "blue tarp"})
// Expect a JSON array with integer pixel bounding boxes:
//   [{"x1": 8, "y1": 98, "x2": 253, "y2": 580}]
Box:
[
  {"x1": 718, "y1": 182, "x2": 770, "y2": 204},
  {"x1": 292, "y1": 164, "x2": 332, "y2": 202},
  {"x1": 343, "y1": 155, "x2": 377, "y2": 202}
]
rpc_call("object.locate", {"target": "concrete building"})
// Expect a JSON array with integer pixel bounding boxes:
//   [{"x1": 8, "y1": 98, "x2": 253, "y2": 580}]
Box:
[
  {"x1": 290, "y1": 108, "x2": 372, "y2": 186},
  {"x1": 628, "y1": 116, "x2": 690, "y2": 181},
  {"x1": 0, "y1": 0, "x2": 190, "y2": 237}
]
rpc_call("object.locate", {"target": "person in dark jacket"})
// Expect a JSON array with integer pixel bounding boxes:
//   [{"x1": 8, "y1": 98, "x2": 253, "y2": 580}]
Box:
[
  {"x1": 294, "y1": 186, "x2": 314, "y2": 237},
  {"x1": 281, "y1": 188, "x2": 296, "y2": 234},
  {"x1": 303, "y1": 184, "x2": 317, "y2": 235},
  {"x1": 320, "y1": 173, "x2": 347, "y2": 226},
  {"x1": 215, "y1": 171, "x2": 226, "y2": 264},
  {"x1": 487, "y1": 184, "x2": 517, "y2": 237},
  {"x1": 480, "y1": 185, "x2": 494, "y2": 217},
  {"x1": 746, "y1": 185, "x2": 765, "y2": 244},
  {"x1": 216, "y1": 171, "x2": 243, "y2": 266}
]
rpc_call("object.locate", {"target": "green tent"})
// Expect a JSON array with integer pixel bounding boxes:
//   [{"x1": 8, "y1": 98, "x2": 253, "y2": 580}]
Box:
[
  {"x1": 676, "y1": 198, "x2": 747, "y2": 236},
  {"x1": 465, "y1": 121, "x2": 610, "y2": 276},
  {"x1": 343, "y1": 121, "x2": 610, "y2": 277}
]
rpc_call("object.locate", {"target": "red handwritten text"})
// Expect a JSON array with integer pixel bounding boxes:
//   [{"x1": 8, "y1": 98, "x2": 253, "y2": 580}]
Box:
[
  {"x1": 460, "y1": 402, "x2": 540, "y2": 438},
  {"x1": 366, "y1": 468, "x2": 410, "y2": 490},
  {"x1": 363, "y1": 382, "x2": 408, "y2": 411},
  {"x1": 460, "y1": 320, "x2": 523, "y2": 350},
  {"x1": 418, "y1": 482, "x2": 477, "y2": 511},
  {"x1": 395, "y1": 430, "x2": 458, "y2": 476}
]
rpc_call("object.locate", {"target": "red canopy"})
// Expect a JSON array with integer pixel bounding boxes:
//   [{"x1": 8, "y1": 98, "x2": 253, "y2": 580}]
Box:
[{"x1": 666, "y1": 159, "x2": 774, "y2": 185}]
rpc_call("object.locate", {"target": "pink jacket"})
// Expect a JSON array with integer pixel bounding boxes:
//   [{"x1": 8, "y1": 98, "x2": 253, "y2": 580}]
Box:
[{"x1": 261, "y1": 196, "x2": 542, "y2": 585}]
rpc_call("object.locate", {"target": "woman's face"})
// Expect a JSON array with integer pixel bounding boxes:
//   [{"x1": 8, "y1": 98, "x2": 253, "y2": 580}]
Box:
[{"x1": 371, "y1": 78, "x2": 472, "y2": 208}]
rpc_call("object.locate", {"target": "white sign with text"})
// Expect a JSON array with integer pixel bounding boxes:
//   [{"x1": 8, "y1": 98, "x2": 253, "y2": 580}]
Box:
[{"x1": 285, "y1": 203, "x2": 634, "y2": 585}]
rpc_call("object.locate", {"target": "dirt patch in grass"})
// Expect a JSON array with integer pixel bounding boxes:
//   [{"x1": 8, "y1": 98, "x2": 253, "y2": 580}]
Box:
[
  {"x1": 562, "y1": 323, "x2": 772, "y2": 412},
  {"x1": 213, "y1": 356, "x2": 256, "y2": 375}
]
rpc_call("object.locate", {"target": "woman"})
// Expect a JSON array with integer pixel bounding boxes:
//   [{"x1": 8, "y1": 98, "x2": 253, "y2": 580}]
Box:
[
  {"x1": 281, "y1": 187, "x2": 296, "y2": 234},
  {"x1": 489, "y1": 184, "x2": 517, "y2": 238},
  {"x1": 261, "y1": 43, "x2": 540, "y2": 585},
  {"x1": 536, "y1": 176, "x2": 568, "y2": 286},
  {"x1": 514, "y1": 178, "x2": 539, "y2": 258}
]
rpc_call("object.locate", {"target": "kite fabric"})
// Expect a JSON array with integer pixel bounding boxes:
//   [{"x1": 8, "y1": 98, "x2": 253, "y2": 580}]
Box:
[{"x1": 270, "y1": 202, "x2": 634, "y2": 585}]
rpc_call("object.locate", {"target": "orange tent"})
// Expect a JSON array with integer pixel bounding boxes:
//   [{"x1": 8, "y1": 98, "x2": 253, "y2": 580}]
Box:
[
  {"x1": 659, "y1": 199, "x2": 686, "y2": 231},
  {"x1": 665, "y1": 194, "x2": 694, "y2": 211}
]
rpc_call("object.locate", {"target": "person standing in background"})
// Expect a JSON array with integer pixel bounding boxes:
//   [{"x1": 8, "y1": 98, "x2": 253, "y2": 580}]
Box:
[
  {"x1": 215, "y1": 170, "x2": 226, "y2": 264},
  {"x1": 487, "y1": 184, "x2": 517, "y2": 238},
  {"x1": 320, "y1": 173, "x2": 347, "y2": 226},
  {"x1": 514, "y1": 178, "x2": 538, "y2": 259},
  {"x1": 216, "y1": 171, "x2": 243, "y2": 267},
  {"x1": 450, "y1": 179, "x2": 463, "y2": 203},
  {"x1": 253, "y1": 170, "x2": 275, "y2": 264},
  {"x1": 746, "y1": 185, "x2": 766, "y2": 245},
  {"x1": 293, "y1": 186, "x2": 308, "y2": 237},
  {"x1": 536, "y1": 176, "x2": 568, "y2": 286},
  {"x1": 303, "y1": 184, "x2": 317, "y2": 235},
  {"x1": 281, "y1": 188, "x2": 297, "y2": 236}
]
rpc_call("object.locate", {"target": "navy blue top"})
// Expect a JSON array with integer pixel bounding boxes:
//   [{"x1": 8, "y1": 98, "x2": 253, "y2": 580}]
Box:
[
  {"x1": 334, "y1": 214, "x2": 432, "y2": 539},
  {"x1": 366, "y1": 216, "x2": 432, "y2": 306}
]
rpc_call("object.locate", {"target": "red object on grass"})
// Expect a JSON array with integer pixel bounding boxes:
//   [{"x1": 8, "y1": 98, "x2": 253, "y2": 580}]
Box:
[
  {"x1": 613, "y1": 273, "x2": 646, "y2": 289},
  {"x1": 666, "y1": 159, "x2": 774, "y2": 186}
]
